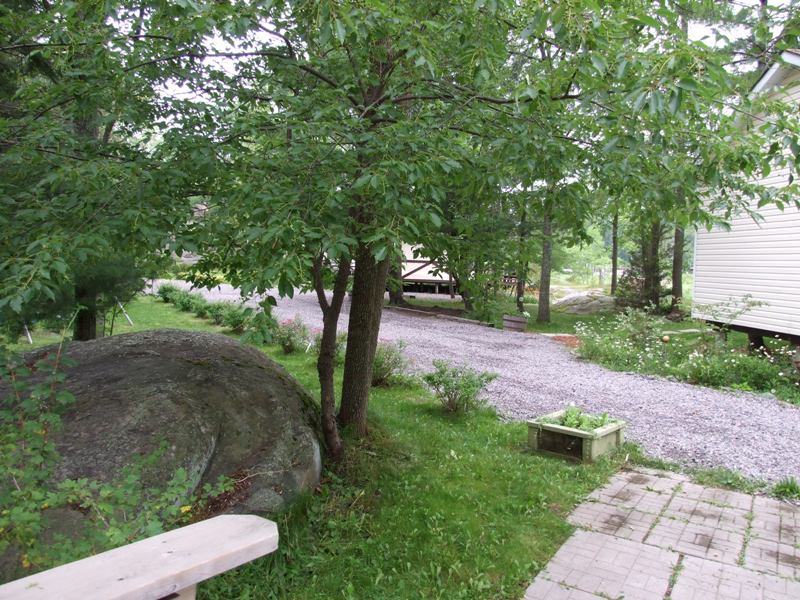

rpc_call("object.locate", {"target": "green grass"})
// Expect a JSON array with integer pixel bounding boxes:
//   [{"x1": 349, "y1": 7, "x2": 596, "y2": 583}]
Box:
[
  {"x1": 202, "y1": 349, "x2": 624, "y2": 599},
  {"x1": 16, "y1": 294, "x2": 780, "y2": 597},
  {"x1": 14, "y1": 295, "x2": 630, "y2": 598},
  {"x1": 9, "y1": 296, "x2": 228, "y2": 352}
]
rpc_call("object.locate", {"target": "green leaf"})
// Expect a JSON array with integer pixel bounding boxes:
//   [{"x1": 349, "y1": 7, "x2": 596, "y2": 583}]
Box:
[
  {"x1": 590, "y1": 54, "x2": 607, "y2": 75},
  {"x1": 333, "y1": 19, "x2": 346, "y2": 44}
]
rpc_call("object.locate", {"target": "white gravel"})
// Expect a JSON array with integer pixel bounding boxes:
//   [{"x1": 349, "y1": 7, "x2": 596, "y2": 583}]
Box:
[{"x1": 155, "y1": 281, "x2": 800, "y2": 483}]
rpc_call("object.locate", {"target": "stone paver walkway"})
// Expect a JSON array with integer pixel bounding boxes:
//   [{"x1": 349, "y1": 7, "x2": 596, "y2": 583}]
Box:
[{"x1": 524, "y1": 468, "x2": 800, "y2": 599}]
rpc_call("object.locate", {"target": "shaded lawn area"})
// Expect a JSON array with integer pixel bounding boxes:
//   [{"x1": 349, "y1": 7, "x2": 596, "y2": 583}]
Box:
[
  {"x1": 14, "y1": 295, "x2": 626, "y2": 599},
  {"x1": 203, "y1": 348, "x2": 623, "y2": 600}
]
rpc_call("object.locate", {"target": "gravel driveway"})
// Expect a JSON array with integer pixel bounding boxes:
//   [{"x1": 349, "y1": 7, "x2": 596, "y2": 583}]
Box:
[{"x1": 157, "y1": 281, "x2": 800, "y2": 483}]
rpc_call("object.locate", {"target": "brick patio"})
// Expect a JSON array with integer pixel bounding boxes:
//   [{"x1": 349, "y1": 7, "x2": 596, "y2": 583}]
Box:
[{"x1": 524, "y1": 468, "x2": 800, "y2": 599}]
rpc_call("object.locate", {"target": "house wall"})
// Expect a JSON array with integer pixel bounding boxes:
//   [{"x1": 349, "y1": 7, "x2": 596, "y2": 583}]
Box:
[{"x1": 692, "y1": 69, "x2": 800, "y2": 337}]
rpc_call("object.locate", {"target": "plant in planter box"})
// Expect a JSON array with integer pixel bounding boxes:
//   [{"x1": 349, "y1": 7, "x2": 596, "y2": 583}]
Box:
[{"x1": 528, "y1": 406, "x2": 625, "y2": 462}]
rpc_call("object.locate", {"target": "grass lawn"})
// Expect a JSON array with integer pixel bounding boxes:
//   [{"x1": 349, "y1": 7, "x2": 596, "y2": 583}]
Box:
[
  {"x1": 203, "y1": 350, "x2": 623, "y2": 599},
  {"x1": 8, "y1": 296, "x2": 229, "y2": 352},
  {"x1": 14, "y1": 295, "x2": 629, "y2": 599}
]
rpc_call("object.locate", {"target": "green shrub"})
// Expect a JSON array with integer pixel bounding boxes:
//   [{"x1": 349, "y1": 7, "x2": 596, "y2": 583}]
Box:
[
  {"x1": 240, "y1": 310, "x2": 279, "y2": 345},
  {"x1": 156, "y1": 283, "x2": 181, "y2": 304},
  {"x1": 190, "y1": 295, "x2": 209, "y2": 318},
  {"x1": 773, "y1": 477, "x2": 800, "y2": 500},
  {"x1": 312, "y1": 330, "x2": 348, "y2": 366},
  {"x1": 372, "y1": 341, "x2": 408, "y2": 387},
  {"x1": 422, "y1": 360, "x2": 497, "y2": 413},
  {"x1": 206, "y1": 302, "x2": 229, "y2": 326},
  {"x1": 276, "y1": 317, "x2": 310, "y2": 354},
  {"x1": 173, "y1": 291, "x2": 196, "y2": 312},
  {"x1": 221, "y1": 305, "x2": 249, "y2": 333},
  {"x1": 575, "y1": 310, "x2": 800, "y2": 404}
]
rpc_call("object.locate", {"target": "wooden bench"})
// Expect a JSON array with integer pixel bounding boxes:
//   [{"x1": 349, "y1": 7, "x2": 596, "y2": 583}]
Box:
[{"x1": 0, "y1": 515, "x2": 278, "y2": 600}]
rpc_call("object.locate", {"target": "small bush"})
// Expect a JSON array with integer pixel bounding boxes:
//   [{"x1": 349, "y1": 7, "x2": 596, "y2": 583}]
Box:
[
  {"x1": 241, "y1": 310, "x2": 279, "y2": 345},
  {"x1": 422, "y1": 360, "x2": 497, "y2": 413},
  {"x1": 157, "y1": 283, "x2": 181, "y2": 304},
  {"x1": 206, "y1": 302, "x2": 229, "y2": 326},
  {"x1": 190, "y1": 295, "x2": 209, "y2": 318},
  {"x1": 372, "y1": 341, "x2": 408, "y2": 387},
  {"x1": 312, "y1": 330, "x2": 348, "y2": 366},
  {"x1": 173, "y1": 291, "x2": 197, "y2": 312},
  {"x1": 221, "y1": 305, "x2": 249, "y2": 333},
  {"x1": 773, "y1": 477, "x2": 800, "y2": 500},
  {"x1": 276, "y1": 317, "x2": 310, "y2": 354}
]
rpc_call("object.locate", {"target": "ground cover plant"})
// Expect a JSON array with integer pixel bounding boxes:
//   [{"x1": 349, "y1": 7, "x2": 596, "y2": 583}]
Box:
[
  {"x1": 371, "y1": 341, "x2": 408, "y2": 387},
  {"x1": 575, "y1": 308, "x2": 800, "y2": 404},
  {"x1": 539, "y1": 406, "x2": 619, "y2": 432},
  {"x1": 422, "y1": 361, "x2": 497, "y2": 414},
  {"x1": 0, "y1": 331, "x2": 231, "y2": 577}
]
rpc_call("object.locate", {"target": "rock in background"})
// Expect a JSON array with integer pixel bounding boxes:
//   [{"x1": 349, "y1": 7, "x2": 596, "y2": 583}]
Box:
[{"x1": 553, "y1": 290, "x2": 616, "y2": 315}]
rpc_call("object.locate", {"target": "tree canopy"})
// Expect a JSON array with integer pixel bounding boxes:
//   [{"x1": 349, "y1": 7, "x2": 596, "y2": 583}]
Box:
[{"x1": 2, "y1": 0, "x2": 799, "y2": 452}]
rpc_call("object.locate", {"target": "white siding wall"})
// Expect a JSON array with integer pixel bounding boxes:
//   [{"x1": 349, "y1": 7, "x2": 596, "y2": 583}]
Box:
[{"x1": 692, "y1": 70, "x2": 800, "y2": 336}]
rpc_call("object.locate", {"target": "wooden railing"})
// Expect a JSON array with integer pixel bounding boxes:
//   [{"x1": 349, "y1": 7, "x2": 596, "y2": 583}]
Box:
[{"x1": 0, "y1": 515, "x2": 278, "y2": 600}]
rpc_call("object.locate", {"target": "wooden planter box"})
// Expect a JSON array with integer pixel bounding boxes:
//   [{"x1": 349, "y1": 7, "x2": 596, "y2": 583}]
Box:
[
  {"x1": 502, "y1": 315, "x2": 527, "y2": 332},
  {"x1": 527, "y1": 410, "x2": 626, "y2": 462}
]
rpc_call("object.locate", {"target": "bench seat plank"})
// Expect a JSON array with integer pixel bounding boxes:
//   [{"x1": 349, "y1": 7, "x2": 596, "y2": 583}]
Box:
[{"x1": 0, "y1": 515, "x2": 278, "y2": 600}]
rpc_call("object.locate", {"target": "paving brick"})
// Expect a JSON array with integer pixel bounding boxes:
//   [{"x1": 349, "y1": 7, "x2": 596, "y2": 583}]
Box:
[
  {"x1": 523, "y1": 577, "x2": 598, "y2": 600},
  {"x1": 645, "y1": 514, "x2": 745, "y2": 565},
  {"x1": 670, "y1": 555, "x2": 800, "y2": 600},
  {"x1": 522, "y1": 469, "x2": 800, "y2": 600},
  {"x1": 663, "y1": 495, "x2": 751, "y2": 533},
  {"x1": 677, "y1": 482, "x2": 754, "y2": 511},
  {"x1": 568, "y1": 501, "x2": 657, "y2": 542},
  {"x1": 744, "y1": 536, "x2": 800, "y2": 579},
  {"x1": 534, "y1": 530, "x2": 676, "y2": 599}
]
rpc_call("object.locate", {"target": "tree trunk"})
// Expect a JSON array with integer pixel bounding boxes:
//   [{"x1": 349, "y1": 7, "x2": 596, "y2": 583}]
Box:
[
  {"x1": 339, "y1": 244, "x2": 390, "y2": 435},
  {"x1": 73, "y1": 287, "x2": 97, "y2": 341},
  {"x1": 537, "y1": 208, "x2": 552, "y2": 323},
  {"x1": 515, "y1": 268, "x2": 526, "y2": 313},
  {"x1": 748, "y1": 332, "x2": 766, "y2": 354},
  {"x1": 610, "y1": 212, "x2": 619, "y2": 296},
  {"x1": 516, "y1": 202, "x2": 528, "y2": 313},
  {"x1": 312, "y1": 256, "x2": 351, "y2": 461},
  {"x1": 387, "y1": 257, "x2": 406, "y2": 306},
  {"x1": 642, "y1": 220, "x2": 662, "y2": 309},
  {"x1": 671, "y1": 226, "x2": 684, "y2": 312},
  {"x1": 455, "y1": 274, "x2": 474, "y2": 312}
]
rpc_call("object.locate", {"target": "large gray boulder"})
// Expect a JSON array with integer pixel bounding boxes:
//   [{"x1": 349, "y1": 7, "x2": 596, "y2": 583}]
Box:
[
  {"x1": 554, "y1": 290, "x2": 616, "y2": 314},
  {"x1": 24, "y1": 329, "x2": 321, "y2": 514}
]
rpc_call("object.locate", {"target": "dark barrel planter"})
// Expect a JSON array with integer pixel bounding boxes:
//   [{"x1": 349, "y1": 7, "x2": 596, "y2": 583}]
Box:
[{"x1": 502, "y1": 315, "x2": 527, "y2": 332}]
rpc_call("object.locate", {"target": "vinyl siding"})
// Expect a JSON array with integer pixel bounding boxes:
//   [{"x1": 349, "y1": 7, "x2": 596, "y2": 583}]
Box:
[{"x1": 691, "y1": 69, "x2": 800, "y2": 336}]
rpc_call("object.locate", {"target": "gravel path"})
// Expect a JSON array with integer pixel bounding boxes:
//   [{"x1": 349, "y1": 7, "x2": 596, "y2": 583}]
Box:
[{"x1": 156, "y1": 281, "x2": 800, "y2": 483}]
